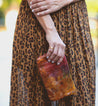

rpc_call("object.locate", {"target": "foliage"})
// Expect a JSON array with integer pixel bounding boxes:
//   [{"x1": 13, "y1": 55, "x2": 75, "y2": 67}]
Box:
[
  {"x1": 90, "y1": 28, "x2": 98, "y2": 38},
  {"x1": 0, "y1": 0, "x2": 12, "y2": 12},
  {"x1": 86, "y1": 0, "x2": 98, "y2": 13},
  {"x1": 0, "y1": 0, "x2": 21, "y2": 12},
  {"x1": 0, "y1": 9, "x2": 5, "y2": 18},
  {"x1": 15, "y1": 0, "x2": 22, "y2": 5}
]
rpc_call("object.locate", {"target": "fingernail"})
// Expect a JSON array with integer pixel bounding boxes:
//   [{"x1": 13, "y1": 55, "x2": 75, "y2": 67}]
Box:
[
  {"x1": 30, "y1": 6, "x2": 32, "y2": 9},
  {"x1": 37, "y1": 13, "x2": 40, "y2": 15},
  {"x1": 30, "y1": 2, "x2": 32, "y2": 4},
  {"x1": 57, "y1": 63, "x2": 60, "y2": 65},
  {"x1": 52, "y1": 61, "x2": 54, "y2": 63},
  {"x1": 48, "y1": 60, "x2": 51, "y2": 62},
  {"x1": 46, "y1": 56, "x2": 49, "y2": 59},
  {"x1": 32, "y1": 10, "x2": 34, "y2": 12}
]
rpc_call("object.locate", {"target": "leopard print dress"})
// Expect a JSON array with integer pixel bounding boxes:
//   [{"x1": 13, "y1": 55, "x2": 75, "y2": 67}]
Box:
[{"x1": 9, "y1": 0, "x2": 96, "y2": 106}]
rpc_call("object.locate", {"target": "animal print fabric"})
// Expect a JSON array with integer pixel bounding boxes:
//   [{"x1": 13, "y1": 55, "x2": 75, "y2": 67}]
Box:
[{"x1": 9, "y1": 0, "x2": 96, "y2": 106}]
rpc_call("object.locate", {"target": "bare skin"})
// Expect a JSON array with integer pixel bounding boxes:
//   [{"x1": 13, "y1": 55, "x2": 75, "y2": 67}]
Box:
[
  {"x1": 27, "y1": 0, "x2": 80, "y2": 65},
  {"x1": 30, "y1": 0, "x2": 81, "y2": 16}
]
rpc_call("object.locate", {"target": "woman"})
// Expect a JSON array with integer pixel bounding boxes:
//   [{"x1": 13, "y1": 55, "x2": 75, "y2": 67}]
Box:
[{"x1": 9, "y1": 0, "x2": 96, "y2": 105}]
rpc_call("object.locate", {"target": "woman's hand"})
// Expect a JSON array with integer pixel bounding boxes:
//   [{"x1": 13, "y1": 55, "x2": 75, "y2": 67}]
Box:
[
  {"x1": 29, "y1": 0, "x2": 73, "y2": 16},
  {"x1": 45, "y1": 29, "x2": 66, "y2": 65}
]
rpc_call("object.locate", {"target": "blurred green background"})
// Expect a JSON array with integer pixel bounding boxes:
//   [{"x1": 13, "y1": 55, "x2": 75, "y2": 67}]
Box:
[{"x1": 0, "y1": 0, "x2": 98, "y2": 106}]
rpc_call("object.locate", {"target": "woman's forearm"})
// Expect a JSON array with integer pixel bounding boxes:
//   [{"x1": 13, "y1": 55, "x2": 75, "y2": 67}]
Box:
[
  {"x1": 34, "y1": 14, "x2": 56, "y2": 33},
  {"x1": 27, "y1": 0, "x2": 56, "y2": 33}
]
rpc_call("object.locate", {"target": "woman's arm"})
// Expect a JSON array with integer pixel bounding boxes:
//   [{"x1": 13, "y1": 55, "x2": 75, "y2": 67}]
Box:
[
  {"x1": 33, "y1": 14, "x2": 56, "y2": 34},
  {"x1": 29, "y1": 0, "x2": 81, "y2": 16},
  {"x1": 27, "y1": 0, "x2": 56, "y2": 33},
  {"x1": 27, "y1": 0, "x2": 66, "y2": 65}
]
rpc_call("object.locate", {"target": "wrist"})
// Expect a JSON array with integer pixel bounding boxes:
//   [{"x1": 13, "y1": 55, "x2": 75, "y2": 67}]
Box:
[{"x1": 45, "y1": 26, "x2": 57, "y2": 34}]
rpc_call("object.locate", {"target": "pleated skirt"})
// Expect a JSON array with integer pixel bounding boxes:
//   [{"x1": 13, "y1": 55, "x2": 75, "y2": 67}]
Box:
[{"x1": 10, "y1": 0, "x2": 96, "y2": 105}]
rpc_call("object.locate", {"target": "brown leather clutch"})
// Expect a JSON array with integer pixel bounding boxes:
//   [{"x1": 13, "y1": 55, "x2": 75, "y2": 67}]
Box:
[{"x1": 37, "y1": 53, "x2": 76, "y2": 101}]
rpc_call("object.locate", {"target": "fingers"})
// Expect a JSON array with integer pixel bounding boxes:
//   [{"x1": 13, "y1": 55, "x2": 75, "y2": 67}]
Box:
[
  {"x1": 29, "y1": 0, "x2": 52, "y2": 16},
  {"x1": 30, "y1": 1, "x2": 47, "y2": 9},
  {"x1": 46, "y1": 43, "x2": 66, "y2": 65},
  {"x1": 36, "y1": 9, "x2": 51, "y2": 16},
  {"x1": 53, "y1": 45, "x2": 64, "y2": 65},
  {"x1": 30, "y1": 0, "x2": 44, "y2": 4},
  {"x1": 46, "y1": 43, "x2": 55, "y2": 61},
  {"x1": 47, "y1": 43, "x2": 58, "y2": 63},
  {"x1": 56, "y1": 47, "x2": 65, "y2": 65},
  {"x1": 31, "y1": 5, "x2": 49, "y2": 14},
  {"x1": 30, "y1": 1, "x2": 51, "y2": 16}
]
